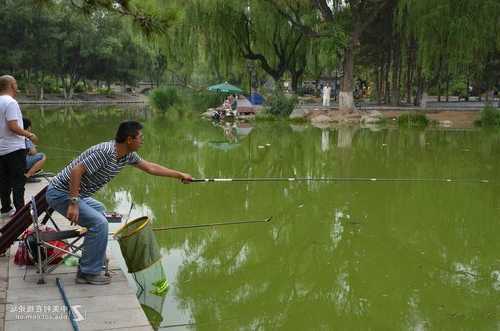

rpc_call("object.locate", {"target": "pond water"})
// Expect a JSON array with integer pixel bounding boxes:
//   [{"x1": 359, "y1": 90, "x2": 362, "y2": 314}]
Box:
[{"x1": 25, "y1": 105, "x2": 500, "y2": 330}]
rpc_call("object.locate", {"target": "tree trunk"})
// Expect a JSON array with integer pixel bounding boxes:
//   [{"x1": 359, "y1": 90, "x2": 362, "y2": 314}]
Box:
[
  {"x1": 486, "y1": 90, "x2": 493, "y2": 102},
  {"x1": 466, "y1": 75, "x2": 470, "y2": 101},
  {"x1": 406, "y1": 62, "x2": 413, "y2": 104},
  {"x1": 25, "y1": 69, "x2": 32, "y2": 95},
  {"x1": 445, "y1": 63, "x2": 450, "y2": 102},
  {"x1": 406, "y1": 39, "x2": 416, "y2": 104},
  {"x1": 291, "y1": 73, "x2": 299, "y2": 93},
  {"x1": 38, "y1": 72, "x2": 45, "y2": 101},
  {"x1": 437, "y1": 55, "x2": 443, "y2": 102},
  {"x1": 379, "y1": 65, "x2": 385, "y2": 104},
  {"x1": 61, "y1": 76, "x2": 68, "y2": 99},
  {"x1": 290, "y1": 64, "x2": 305, "y2": 94},
  {"x1": 339, "y1": 42, "x2": 355, "y2": 113},
  {"x1": 390, "y1": 45, "x2": 400, "y2": 106},
  {"x1": 376, "y1": 67, "x2": 382, "y2": 105},
  {"x1": 414, "y1": 65, "x2": 423, "y2": 106},
  {"x1": 384, "y1": 53, "x2": 391, "y2": 104},
  {"x1": 397, "y1": 53, "x2": 403, "y2": 103}
]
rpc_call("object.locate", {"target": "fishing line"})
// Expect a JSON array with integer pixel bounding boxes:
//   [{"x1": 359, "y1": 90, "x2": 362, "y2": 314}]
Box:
[
  {"x1": 37, "y1": 144, "x2": 82, "y2": 154},
  {"x1": 152, "y1": 217, "x2": 272, "y2": 231},
  {"x1": 192, "y1": 177, "x2": 492, "y2": 184},
  {"x1": 108, "y1": 217, "x2": 272, "y2": 236},
  {"x1": 124, "y1": 202, "x2": 135, "y2": 225}
]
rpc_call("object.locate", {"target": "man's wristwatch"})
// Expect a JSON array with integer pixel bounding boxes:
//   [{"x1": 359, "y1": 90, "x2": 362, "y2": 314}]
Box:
[{"x1": 69, "y1": 197, "x2": 80, "y2": 205}]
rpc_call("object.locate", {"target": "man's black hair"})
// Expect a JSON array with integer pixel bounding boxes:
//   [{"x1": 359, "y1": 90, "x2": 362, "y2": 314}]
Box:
[
  {"x1": 23, "y1": 117, "x2": 31, "y2": 130},
  {"x1": 115, "y1": 121, "x2": 143, "y2": 143}
]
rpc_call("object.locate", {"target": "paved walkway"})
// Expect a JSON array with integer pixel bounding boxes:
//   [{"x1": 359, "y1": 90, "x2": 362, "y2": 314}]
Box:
[{"x1": 0, "y1": 181, "x2": 153, "y2": 331}]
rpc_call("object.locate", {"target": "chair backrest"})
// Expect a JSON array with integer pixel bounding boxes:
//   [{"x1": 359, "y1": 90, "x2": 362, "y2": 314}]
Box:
[{"x1": 0, "y1": 186, "x2": 49, "y2": 254}]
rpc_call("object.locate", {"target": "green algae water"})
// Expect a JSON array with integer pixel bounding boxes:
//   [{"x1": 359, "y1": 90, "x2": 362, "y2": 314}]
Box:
[{"x1": 25, "y1": 106, "x2": 500, "y2": 330}]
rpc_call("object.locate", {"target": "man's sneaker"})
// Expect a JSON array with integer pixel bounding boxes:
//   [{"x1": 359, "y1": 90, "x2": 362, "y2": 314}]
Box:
[
  {"x1": 0, "y1": 208, "x2": 15, "y2": 219},
  {"x1": 75, "y1": 272, "x2": 111, "y2": 285}
]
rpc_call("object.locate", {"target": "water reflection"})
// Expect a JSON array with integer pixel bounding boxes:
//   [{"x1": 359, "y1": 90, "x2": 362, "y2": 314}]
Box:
[
  {"x1": 24, "y1": 106, "x2": 500, "y2": 330},
  {"x1": 321, "y1": 129, "x2": 330, "y2": 152}
]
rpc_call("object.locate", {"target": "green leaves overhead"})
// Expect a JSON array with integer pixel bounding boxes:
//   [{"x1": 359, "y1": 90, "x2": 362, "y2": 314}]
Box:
[
  {"x1": 33, "y1": 0, "x2": 179, "y2": 36},
  {"x1": 397, "y1": 0, "x2": 499, "y2": 74}
]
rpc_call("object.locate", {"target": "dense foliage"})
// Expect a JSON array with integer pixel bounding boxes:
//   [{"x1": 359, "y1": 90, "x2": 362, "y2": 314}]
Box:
[
  {"x1": 476, "y1": 104, "x2": 500, "y2": 127},
  {"x1": 1, "y1": 0, "x2": 498, "y2": 106},
  {"x1": 0, "y1": 0, "x2": 164, "y2": 99},
  {"x1": 397, "y1": 113, "x2": 430, "y2": 127},
  {"x1": 266, "y1": 92, "x2": 298, "y2": 117},
  {"x1": 149, "y1": 86, "x2": 179, "y2": 113}
]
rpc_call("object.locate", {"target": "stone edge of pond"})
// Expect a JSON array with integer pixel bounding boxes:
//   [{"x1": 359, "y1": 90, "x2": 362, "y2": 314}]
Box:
[{"x1": 1, "y1": 182, "x2": 154, "y2": 331}]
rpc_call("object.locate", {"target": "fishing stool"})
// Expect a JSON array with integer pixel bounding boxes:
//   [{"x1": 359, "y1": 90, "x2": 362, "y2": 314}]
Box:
[{"x1": 28, "y1": 196, "x2": 87, "y2": 284}]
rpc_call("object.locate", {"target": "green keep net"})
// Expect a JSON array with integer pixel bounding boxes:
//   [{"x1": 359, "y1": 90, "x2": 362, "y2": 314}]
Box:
[
  {"x1": 114, "y1": 217, "x2": 168, "y2": 330},
  {"x1": 135, "y1": 260, "x2": 168, "y2": 330},
  {"x1": 114, "y1": 216, "x2": 161, "y2": 273}
]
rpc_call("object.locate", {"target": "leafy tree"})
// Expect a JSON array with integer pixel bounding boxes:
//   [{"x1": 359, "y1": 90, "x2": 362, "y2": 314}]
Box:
[
  {"x1": 0, "y1": 0, "x2": 161, "y2": 98},
  {"x1": 397, "y1": 0, "x2": 500, "y2": 103},
  {"x1": 264, "y1": 0, "x2": 389, "y2": 112},
  {"x1": 33, "y1": 0, "x2": 178, "y2": 36}
]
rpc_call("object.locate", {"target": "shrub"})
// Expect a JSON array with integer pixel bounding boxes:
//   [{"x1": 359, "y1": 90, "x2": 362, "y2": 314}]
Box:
[
  {"x1": 397, "y1": 112, "x2": 429, "y2": 127},
  {"x1": 74, "y1": 82, "x2": 86, "y2": 93},
  {"x1": 265, "y1": 92, "x2": 298, "y2": 117},
  {"x1": 149, "y1": 87, "x2": 180, "y2": 113},
  {"x1": 97, "y1": 88, "x2": 113, "y2": 96},
  {"x1": 255, "y1": 110, "x2": 278, "y2": 122},
  {"x1": 42, "y1": 78, "x2": 60, "y2": 93},
  {"x1": 476, "y1": 104, "x2": 500, "y2": 127}
]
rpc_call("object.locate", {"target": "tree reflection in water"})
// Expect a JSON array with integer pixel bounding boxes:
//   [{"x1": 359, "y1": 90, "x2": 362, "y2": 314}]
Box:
[{"x1": 26, "y1": 108, "x2": 500, "y2": 330}]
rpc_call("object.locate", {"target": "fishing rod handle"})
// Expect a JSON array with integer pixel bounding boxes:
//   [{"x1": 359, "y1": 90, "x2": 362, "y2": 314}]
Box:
[{"x1": 192, "y1": 178, "x2": 233, "y2": 182}]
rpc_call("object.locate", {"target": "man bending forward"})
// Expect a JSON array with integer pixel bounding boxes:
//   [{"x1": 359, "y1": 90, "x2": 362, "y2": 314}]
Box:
[{"x1": 46, "y1": 121, "x2": 192, "y2": 285}]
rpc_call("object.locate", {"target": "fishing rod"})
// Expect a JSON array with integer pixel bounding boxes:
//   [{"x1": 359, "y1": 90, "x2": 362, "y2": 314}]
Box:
[
  {"x1": 191, "y1": 177, "x2": 491, "y2": 184},
  {"x1": 56, "y1": 278, "x2": 80, "y2": 331}
]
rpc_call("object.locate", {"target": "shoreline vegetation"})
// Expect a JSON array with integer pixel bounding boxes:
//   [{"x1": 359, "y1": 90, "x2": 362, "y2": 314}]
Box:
[
  {"x1": 17, "y1": 92, "x2": 148, "y2": 105},
  {"x1": 19, "y1": 91, "x2": 500, "y2": 129}
]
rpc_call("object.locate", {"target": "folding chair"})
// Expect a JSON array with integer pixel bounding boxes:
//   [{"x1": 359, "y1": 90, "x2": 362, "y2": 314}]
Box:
[
  {"x1": 28, "y1": 196, "x2": 87, "y2": 284},
  {"x1": 0, "y1": 186, "x2": 50, "y2": 255}
]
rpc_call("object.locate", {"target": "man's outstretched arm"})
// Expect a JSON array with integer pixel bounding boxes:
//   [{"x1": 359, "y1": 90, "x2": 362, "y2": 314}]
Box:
[{"x1": 135, "y1": 160, "x2": 192, "y2": 182}]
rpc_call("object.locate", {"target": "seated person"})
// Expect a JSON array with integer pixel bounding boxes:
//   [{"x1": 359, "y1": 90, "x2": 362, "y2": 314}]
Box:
[
  {"x1": 23, "y1": 118, "x2": 46, "y2": 183},
  {"x1": 230, "y1": 94, "x2": 238, "y2": 115},
  {"x1": 223, "y1": 97, "x2": 232, "y2": 111}
]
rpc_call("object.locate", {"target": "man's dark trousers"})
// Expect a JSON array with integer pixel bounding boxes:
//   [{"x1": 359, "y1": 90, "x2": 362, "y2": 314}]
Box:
[{"x1": 0, "y1": 149, "x2": 26, "y2": 213}]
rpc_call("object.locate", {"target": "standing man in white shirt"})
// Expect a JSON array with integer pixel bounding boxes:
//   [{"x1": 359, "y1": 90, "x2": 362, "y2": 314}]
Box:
[{"x1": 0, "y1": 75, "x2": 38, "y2": 217}]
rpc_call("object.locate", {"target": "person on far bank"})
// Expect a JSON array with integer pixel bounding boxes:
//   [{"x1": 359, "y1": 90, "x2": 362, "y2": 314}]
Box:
[
  {"x1": 0, "y1": 75, "x2": 38, "y2": 218},
  {"x1": 46, "y1": 121, "x2": 192, "y2": 285},
  {"x1": 322, "y1": 83, "x2": 331, "y2": 107},
  {"x1": 23, "y1": 117, "x2": 46, "y2": 183}
]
